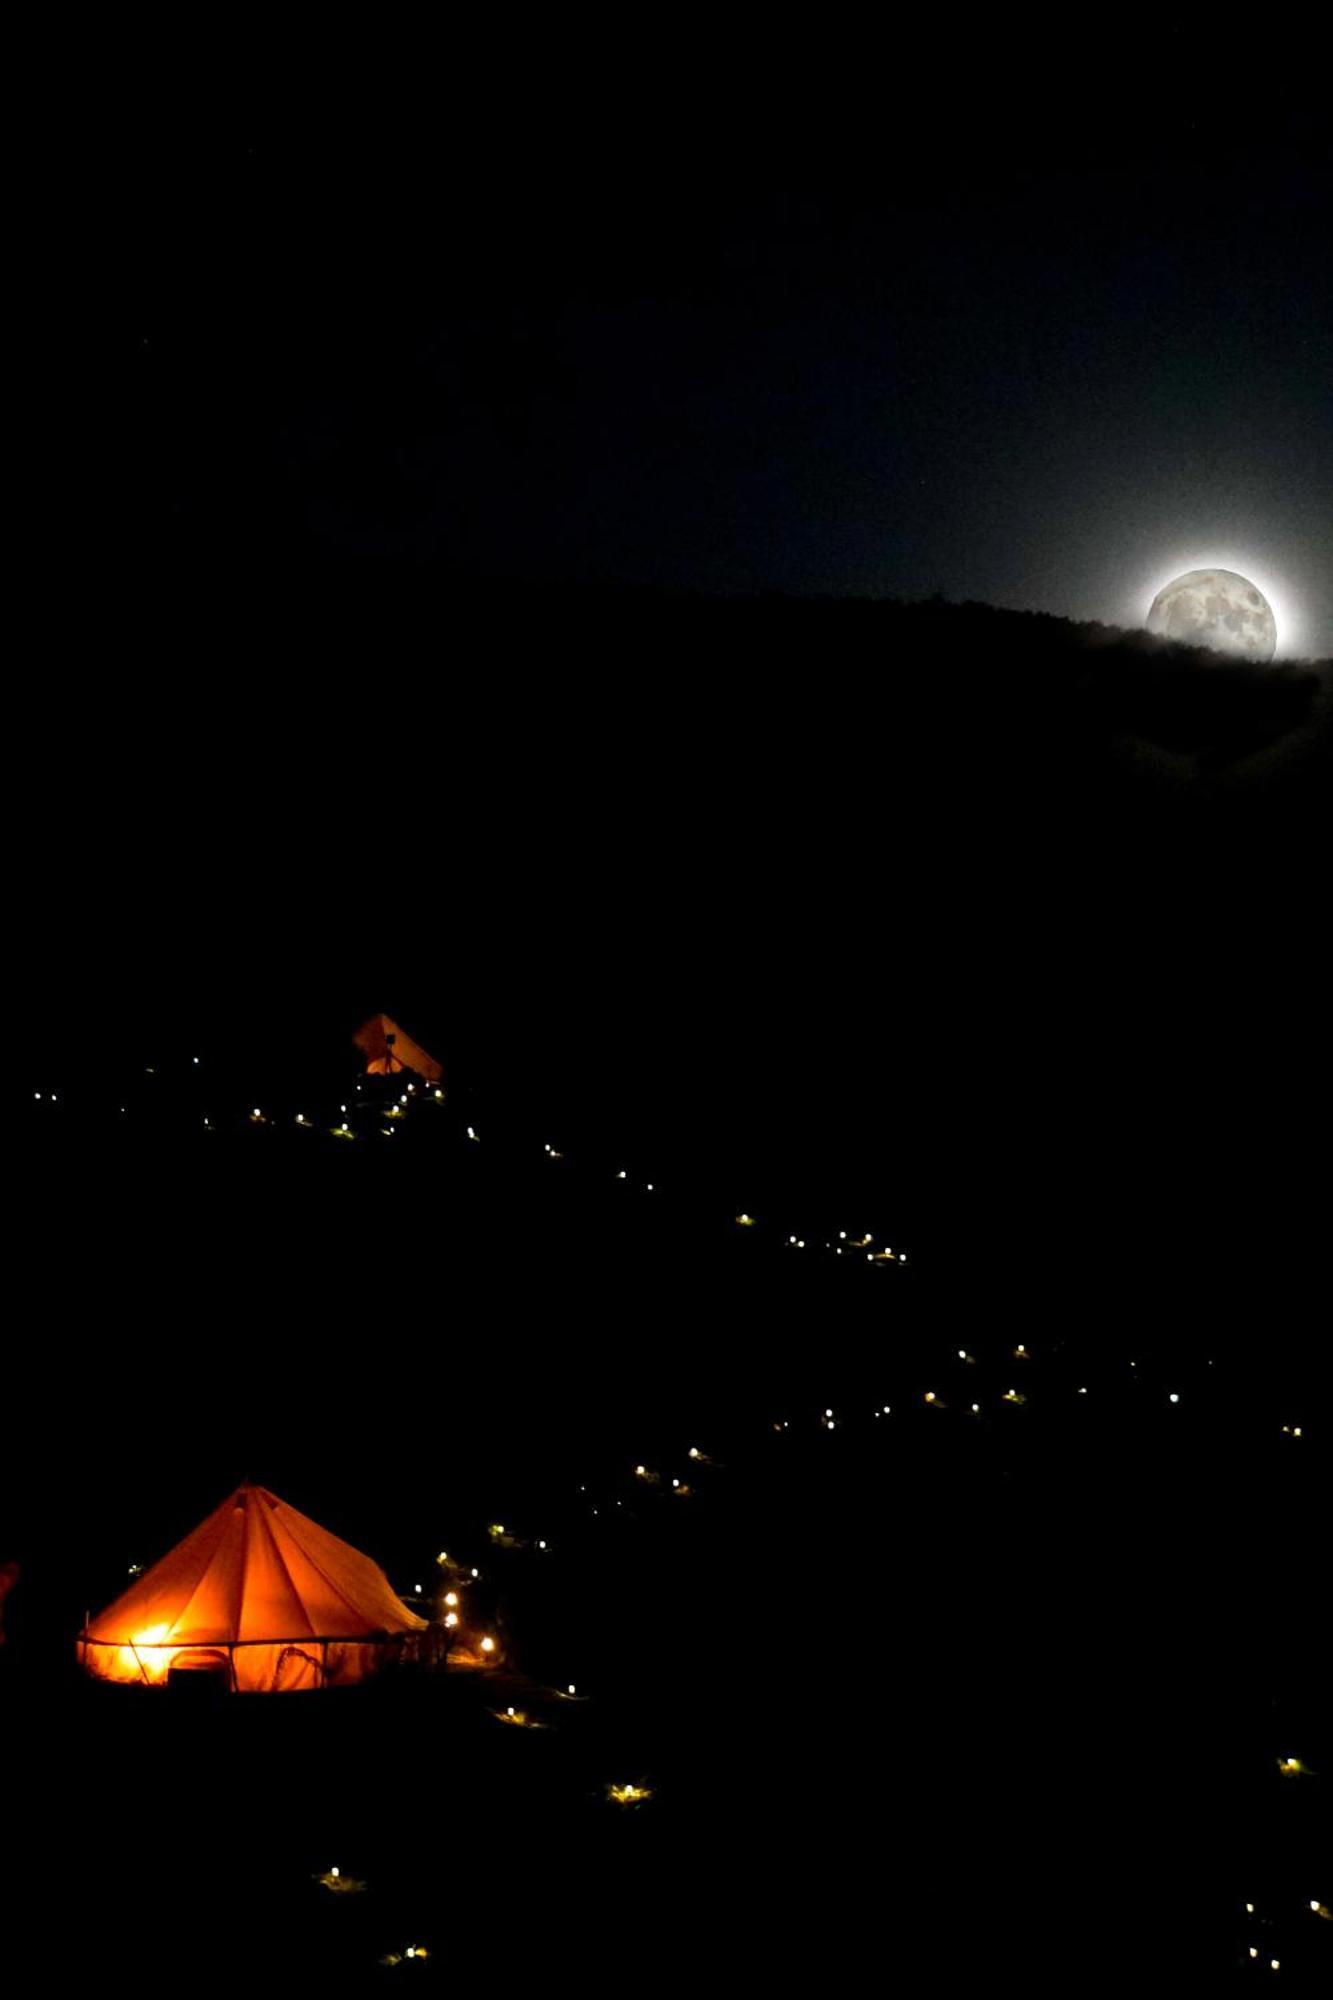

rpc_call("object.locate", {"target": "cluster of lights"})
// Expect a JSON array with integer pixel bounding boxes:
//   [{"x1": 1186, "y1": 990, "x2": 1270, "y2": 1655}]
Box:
[
  {"x1": 32, "y1": 1064, "x2": 912, "y2": 1283},
  {"x1": 1239, "y1": 1893, "x2": 1331, "y2": 1971}
]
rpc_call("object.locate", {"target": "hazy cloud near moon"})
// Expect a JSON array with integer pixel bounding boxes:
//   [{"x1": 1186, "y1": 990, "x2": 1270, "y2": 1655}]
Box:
[{"x1": 1145, "y1": 568, "x2": 1278, "y2": 663}]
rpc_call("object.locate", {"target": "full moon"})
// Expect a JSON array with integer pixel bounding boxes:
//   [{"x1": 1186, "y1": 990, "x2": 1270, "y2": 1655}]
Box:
[{"x1": 1145, "y1": 568, "x2": 1277, "y2": 662}]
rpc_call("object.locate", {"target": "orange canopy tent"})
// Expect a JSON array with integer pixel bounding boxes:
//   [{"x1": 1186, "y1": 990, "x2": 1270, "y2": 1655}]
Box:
[
  {"x1": 352, "y1": 1012, "x2": 443, "y2": 1083},
  {"x1": 78, "y1": 1484, "x2": 428, "y2": 1692}
]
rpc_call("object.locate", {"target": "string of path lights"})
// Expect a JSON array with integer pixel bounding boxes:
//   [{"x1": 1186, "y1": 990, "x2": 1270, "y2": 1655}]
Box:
[
  {"x1": 396, "y1": 1332, "x2": 1318, "y2": 1979},
  {"x1": 29, "y1": 1062, "x2": 911, "y2": 1278}
]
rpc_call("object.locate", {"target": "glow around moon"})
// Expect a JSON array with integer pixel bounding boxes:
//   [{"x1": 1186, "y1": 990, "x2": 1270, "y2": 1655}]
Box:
[{"x1": 1145, "y1": 568, "x2": 1277, "y2": 663}]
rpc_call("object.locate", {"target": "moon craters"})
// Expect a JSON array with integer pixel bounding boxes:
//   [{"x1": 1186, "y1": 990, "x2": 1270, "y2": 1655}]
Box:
[{"x1": 1145, "y1": 568, "x2": 1277, "y2": 662}]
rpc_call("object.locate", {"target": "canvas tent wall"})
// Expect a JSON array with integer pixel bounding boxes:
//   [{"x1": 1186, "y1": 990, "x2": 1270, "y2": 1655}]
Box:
[
  {"x1": 78, "y1": 1484, "x2": 427, "y2": 1692},
  {"x1": 353, "y1": 1013, "x2": 443, "y2": 1082}
]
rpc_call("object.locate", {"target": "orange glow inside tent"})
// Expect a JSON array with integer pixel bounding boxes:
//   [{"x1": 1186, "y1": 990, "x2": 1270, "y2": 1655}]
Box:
[
  {"x1": 352, "y1": 1013, "x2": 443, "y2": 1083},
  {"x1": 78, "y1": 1484, "x2": 428, "y2": 1692}
]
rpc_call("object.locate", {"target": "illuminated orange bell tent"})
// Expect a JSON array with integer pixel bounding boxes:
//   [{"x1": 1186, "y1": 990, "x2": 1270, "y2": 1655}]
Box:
[
  {"x1": 77, "y1": 1484, "x2": 428, "y2": 1692},
  {"x1": 352, "y1": 1013, "x2": 442, "y2": 1083}
]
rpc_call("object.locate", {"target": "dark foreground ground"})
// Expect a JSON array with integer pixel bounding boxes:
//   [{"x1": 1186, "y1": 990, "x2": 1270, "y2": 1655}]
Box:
[{"x1": 4, "y1": 1315, "x2": 1328, "y2": 1990}]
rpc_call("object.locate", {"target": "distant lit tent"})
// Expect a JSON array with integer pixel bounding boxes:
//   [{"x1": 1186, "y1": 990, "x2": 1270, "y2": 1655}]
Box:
[
  {"x1": 352, "y1": 1013, "x2": 443, "y2": 1083},
  {"x1": 77, "y1": 1484, "x2": 428, "y2": 1692}
]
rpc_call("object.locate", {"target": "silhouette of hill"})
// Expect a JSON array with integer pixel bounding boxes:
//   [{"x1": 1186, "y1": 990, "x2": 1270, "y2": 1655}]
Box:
[{"x1": 17, "y1": 583, "x2": 1330, "y2": 1300}]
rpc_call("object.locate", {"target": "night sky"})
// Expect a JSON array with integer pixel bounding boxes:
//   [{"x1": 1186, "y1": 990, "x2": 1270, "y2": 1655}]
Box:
[{"x1": 62, "y1": 65, "x2": 1331, "y2": 654}]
